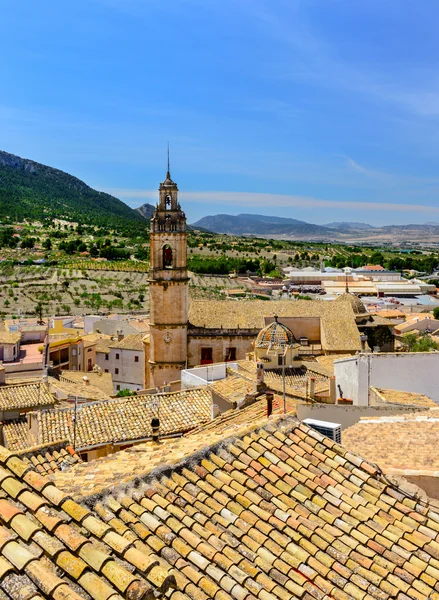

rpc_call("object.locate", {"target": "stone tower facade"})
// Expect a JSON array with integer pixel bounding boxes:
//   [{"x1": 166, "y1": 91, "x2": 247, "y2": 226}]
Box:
[{"x1": 148, "y1": 164, "x2": 188, "y2": 388}]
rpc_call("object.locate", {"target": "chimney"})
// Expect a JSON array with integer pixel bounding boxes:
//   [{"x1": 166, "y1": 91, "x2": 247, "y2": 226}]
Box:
[
  {"x1": 329, "y1": 377, "x2": 336, "y2": 403},
  {"x1": 117, "y1": 329, "x2": 124, "y2": 341},
  {"x1": 309, "y1": 377, "x2": 316, "y2": 399},
  {"x1": 82, "y1": 376, "x2": 90, "y2": 386},
  {"x1": 27, "y1": 412, "x2": 40, "y2": 445},
  {"x1": 151, "y1": 417, "x2": 160, "y2": 443},
  {"x1": 266, "y1": 392, "x2": 274, "y2": 417}
]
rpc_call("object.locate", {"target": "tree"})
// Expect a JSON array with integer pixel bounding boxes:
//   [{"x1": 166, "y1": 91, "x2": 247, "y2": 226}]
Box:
[
  {"x1": 116, "y1": 388, "x2": 135, "y2": 397},
  {"x1": 42, "y1": 238, "x2": 52, "y2": 250},
  {"x1": 402, "y1": 332, "x2": 438, "y2": 352},
  {"x1": 370, "y1": 251, "x2": 385, "y2": 266},
  {"x1": 434, "y1": 307, "x2": 439, "y2": 320}
]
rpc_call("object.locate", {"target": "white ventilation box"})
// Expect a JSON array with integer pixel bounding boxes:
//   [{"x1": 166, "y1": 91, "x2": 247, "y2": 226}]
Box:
[{"x1": 303, "y1": 418, "x2": 342, "y2": 443}]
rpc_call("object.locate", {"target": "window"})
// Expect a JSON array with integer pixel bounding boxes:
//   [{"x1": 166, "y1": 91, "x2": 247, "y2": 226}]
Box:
[
  {"x1": 105, "y1": 369, "x2": 109, "y2": 373},
  {"x1": 116, "y1": 353, "x2": 120, "y2": 360},
  {"x1": 105, "y1": 354, "x2": 109, "y2": 361},
  {"x1": 134, "y1": 356, "x2": 139, "y2": 363},
  {"x1": 200, "y1": 347, "x2": 213, "y2": 365},
  {"x1": 225, "y1": 347, "x2": 236, "y2": 361},
  {"x1": 163, "y1": 244, "x2": 173, "y2": 268},
  {"x1": 115, "y1": 368, "x2": 119, "y2": 375},
  {"x1": 87, "y1": 348, "x2": 92, "y2": 353},
  {"x1": 116, "y1": 385, "x2": 120, "y2": 391},
  {"x1": 278, "y1": 354, "x2": 285, "y2": 367}
]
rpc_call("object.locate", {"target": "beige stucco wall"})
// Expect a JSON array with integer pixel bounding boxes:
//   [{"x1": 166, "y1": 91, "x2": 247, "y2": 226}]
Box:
[
  {"x1": 187, "y1": 335, "x2": 253, "y2": 367},
  {"x1": 267, "y1": 317, "x2": 321, "y2": 343}
]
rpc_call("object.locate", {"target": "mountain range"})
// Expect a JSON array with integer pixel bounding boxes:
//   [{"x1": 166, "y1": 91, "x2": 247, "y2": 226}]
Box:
[
  {"x1": 1, "y1": 149, "x2": 439, "y2": 242},
  {"x1": 191, "y1": 213, "x2": 439, "y2": 241},
  {"x1": 192, "y1": 213, "x2": 331, "y2": 236}
]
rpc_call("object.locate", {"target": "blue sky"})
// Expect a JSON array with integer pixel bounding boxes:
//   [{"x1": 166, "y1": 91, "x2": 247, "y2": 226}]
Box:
[{"x1": 2, "y1": 1, "x2": 439, "y2": 225}]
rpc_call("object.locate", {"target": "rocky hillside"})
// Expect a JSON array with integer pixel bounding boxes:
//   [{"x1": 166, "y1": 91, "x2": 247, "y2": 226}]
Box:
[
  {"x1": 0, "y1": 150, "x2": 144, "y2": 227},
  {"x1": 135, "y1": 203, "x2": 155, "y2": 220}
]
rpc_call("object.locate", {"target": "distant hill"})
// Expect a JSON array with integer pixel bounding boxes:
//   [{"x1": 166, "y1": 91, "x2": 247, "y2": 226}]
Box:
[
  {"x1": 0, "y1": 150, "x2": 144, "y2": 227},
  {"x1": 192, "y1": 213, "x2": 331, "y2": 237},
  {"x1": 135, "y1": 203, "x2": 155, "y2": 220},
  {"x1": 324, "y1": 221, "x2": 373, "y2": 231}
]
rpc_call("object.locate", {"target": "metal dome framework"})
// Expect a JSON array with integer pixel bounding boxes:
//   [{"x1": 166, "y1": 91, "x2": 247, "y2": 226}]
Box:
[{"x1": 255, "y1": 316, "x2": 297, "y2": 349}]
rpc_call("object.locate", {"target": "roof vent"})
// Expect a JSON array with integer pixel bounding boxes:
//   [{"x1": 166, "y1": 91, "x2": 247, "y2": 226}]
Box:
[
  {"x1": 303, "y1": 418, "x2": 342, "y2": 444},
  {"x1": 151, "y1": 417, "x2": 160, "y2": 442}
]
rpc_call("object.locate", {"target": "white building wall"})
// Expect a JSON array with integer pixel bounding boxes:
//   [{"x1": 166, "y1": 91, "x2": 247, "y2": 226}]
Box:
[
  {"x1": 334, "y1": 353, "x2": 439, "y2": 405},
  {"x1": 96, "y1": 348, "x2": 144, "y2": 392},
  {"x1": 181, "y1": 363, "x2": 239, "y2": 389}
]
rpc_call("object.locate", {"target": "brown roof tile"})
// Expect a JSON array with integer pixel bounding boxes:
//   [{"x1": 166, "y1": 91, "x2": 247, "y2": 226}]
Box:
[
  {"x1": 59, "y1": 416, "x2": 439, "y2": 600},
  {"x1": 0, "y1": 382, "x2": 55, "y2": 411},
  {"x1": 188, "y1": 300, "x2": 361, "y2": 353},
  {"x1": 343, "y1": 409, "x2": 439, "y2": 475},
  {"x1": 108, "y1": 333, "x2": 145, "y2": 351},
  {"x1": 17, "y1": 388, "x2": 212, "y2": 451}
]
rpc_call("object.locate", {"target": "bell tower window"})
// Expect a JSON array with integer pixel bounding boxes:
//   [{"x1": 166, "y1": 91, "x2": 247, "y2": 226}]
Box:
[
  {"x1": 163, "y1": 244, "x2": 173, "y2": 268},
  {"x1": 165, "y1": 194, "x2": 171, "y2": 208}
]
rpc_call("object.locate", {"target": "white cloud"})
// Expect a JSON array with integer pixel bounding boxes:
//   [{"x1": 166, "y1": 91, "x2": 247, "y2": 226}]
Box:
[{"x1": 101, "y1": 187, "x2": 439, "y2": 214}]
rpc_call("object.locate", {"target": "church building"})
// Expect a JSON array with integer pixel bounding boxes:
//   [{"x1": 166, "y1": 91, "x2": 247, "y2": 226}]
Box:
[{"x1": 145, "y1": 166, "x2": 364, "y2": 388}]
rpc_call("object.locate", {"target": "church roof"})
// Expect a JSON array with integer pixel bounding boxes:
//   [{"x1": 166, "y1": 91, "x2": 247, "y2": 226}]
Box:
[
  {"x1": 160, "y1": 170, "x2": 177, "y2": 187},
  {"x1": 255, "y1": 317, "x2": 296, "y2": 348},
  {"x1": 188, "y1": 300, "x2": 362, "y2": 352},
  {"x1": 335, "y1": 291, "x2": 368, "y2": 315}
]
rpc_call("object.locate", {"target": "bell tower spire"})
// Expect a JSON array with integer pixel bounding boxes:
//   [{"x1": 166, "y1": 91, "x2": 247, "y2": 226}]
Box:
[{"x1": 147, "y1": 153, "x2": 189, "y2": 388}]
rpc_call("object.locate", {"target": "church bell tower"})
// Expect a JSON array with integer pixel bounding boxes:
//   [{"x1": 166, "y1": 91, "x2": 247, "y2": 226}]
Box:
[{"x1": 148, "y1": 153, "x2": 188, "y2": 388}]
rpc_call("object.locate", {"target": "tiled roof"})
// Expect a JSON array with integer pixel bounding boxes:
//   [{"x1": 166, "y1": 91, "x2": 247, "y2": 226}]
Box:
[
  {"x1": 0, "y1": 331, "x2": 21, "y2": 344},
  {"x1": 335, "y1": 292, "x2": 368, "y2": 315},
  {"x1": 316, "y1": 354, "x2": 353, "y2": 375},
  {"x1": 229, "y1": 361, "x2": 330, "y2": 401},
  {"x1": 210, "y1": 375, "x2": 255, "y2": 405},
  {"x1": 52, "y1": 398, "x2": 297, "y2": 499},
  {"x1": 60, "y1": 370, "x2": 114, "y2": 397},
  {"x1": 0, "y1": 444, "x2": 175, "y2": 599},
  {"x1": 65, "y1": 417, "x2": 439, "y2": 600},
  {"x1": 2, "y1": 418, "x2": 29, "y2": 451},
  {"x1": 189, "y1": 299, "x2": 361, "y2": 352},
  {"x1": 49, "y1": 376, "x2": 111, "y2": 402},
  {"x1": 16, "y1": 440, "x2": 82, "y2": 476},
  {"x1": 188, "y1": 395, "x2": 297, "y2": 438},
  {"x1": 344, "y1": 409, "x2": 439, "y2": 475},
  {"x1": 108, "y1": 333, "x2": 145, "y2": 351},
  {"x1": 373, "y1": 309, "x2": 406, "y2": 319},
  {"x1": 372, "y1": 386, "x2": 437, "y2": 408},
  {"x1": 32, "y1": 388, "x2": 212, "y2": 450},
  {"x1": 0, "y1": 382, "x2": 55, "y2": 411},
  {"x1": 87, "y1": 333, "x2": 113, "y2": 353}
]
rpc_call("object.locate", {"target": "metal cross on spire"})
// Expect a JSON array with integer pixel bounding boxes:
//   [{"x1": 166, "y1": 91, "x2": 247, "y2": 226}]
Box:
[{"x1": 167, "y1": 142, "x2": 171, "y2": 178}]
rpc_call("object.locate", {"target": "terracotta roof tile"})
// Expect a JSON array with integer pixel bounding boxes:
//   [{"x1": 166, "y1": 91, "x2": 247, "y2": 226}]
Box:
[
  {"x1": 69, "y1": 417, "x2": 439, "y2": 600},
  {"x1": 0, "y1": 412, "x2": 433, "y2": 599},
  {"x1": 344, "y1": 409, "x2": 439, "y2": 476},
  {"x1": 108, "y1": 334, "x2": 144, "y2": 351},
  {"x1": 0, "y1": 382, "x2": 55, "y2": 411},
  {"x1": 372, "y1": 386, "x2": 437, "y2": 408},
  {"x1": 13, "y1": 388, "x2": 212, "y2": 451},
  {"x1": 52, "y1": 397, "x2": 296, "y2": 499},
  {"x1": 188, "y1": 300, "x2": 361, "y2": 353}
]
